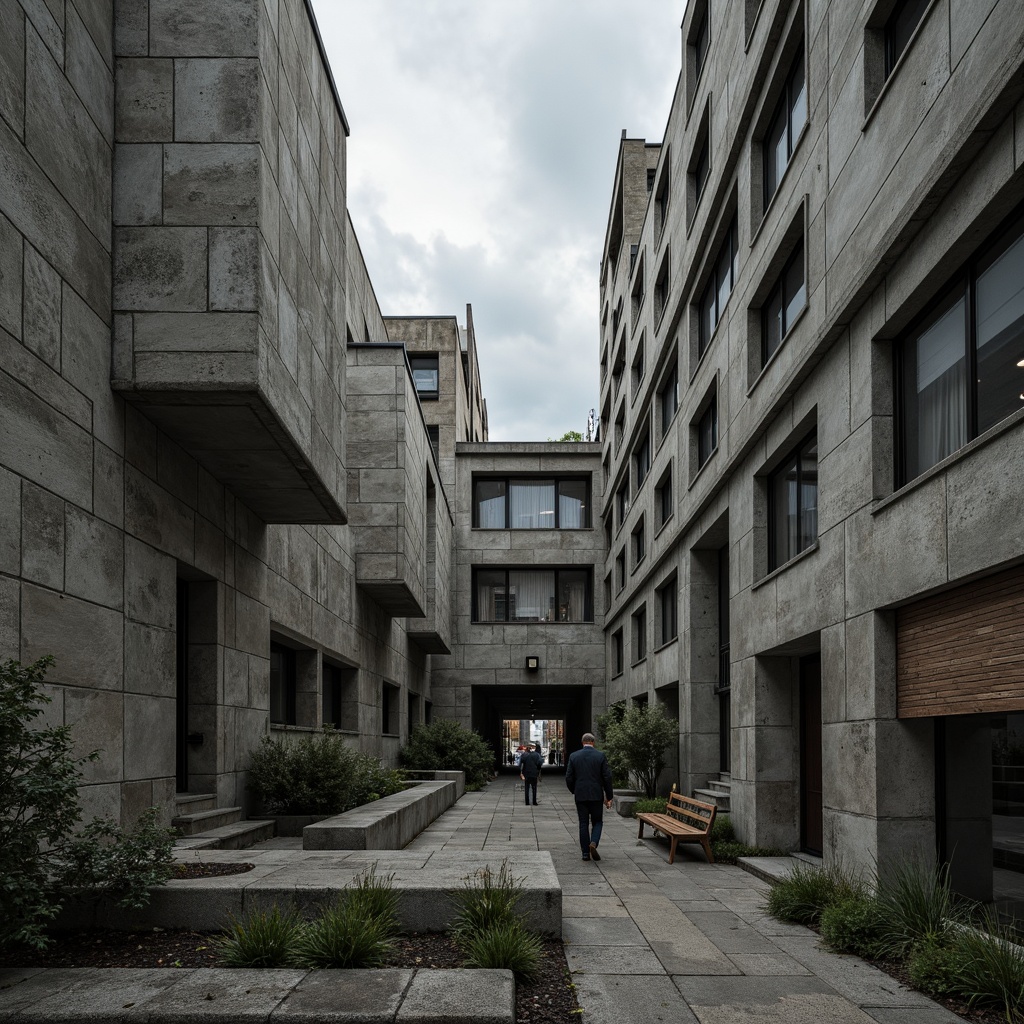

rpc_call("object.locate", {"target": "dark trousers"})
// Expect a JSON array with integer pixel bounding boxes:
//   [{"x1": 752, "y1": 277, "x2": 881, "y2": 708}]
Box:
[
  {"x1": 524, "y1": 777, "x2": 538, "y2": 804},
  {"x1": 576, "y1": 799, "x2": 604, "y2": 854}
]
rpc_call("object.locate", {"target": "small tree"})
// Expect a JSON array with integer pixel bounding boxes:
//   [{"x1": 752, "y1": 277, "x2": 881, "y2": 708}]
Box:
[
  {"x1": 399, "y1": 719, "x2": 493, "y2": 790},
  {"x1": 603, "y1": 703, "x2": 678, "y2": 798},
  {"x1": 595, "y1": 701, "x2": 629, "y2": 786},
  {"x1": 548, "y1": 430, "x2": 584, "y2": 442},
  {"x1": 0, "y1": 657, "x2": 175, "y2": 949}
]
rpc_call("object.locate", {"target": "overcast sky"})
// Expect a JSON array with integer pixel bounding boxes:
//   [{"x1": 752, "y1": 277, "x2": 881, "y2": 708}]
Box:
[{"x1": 311, "y1": 1, "x2": 685, "y2": 441}]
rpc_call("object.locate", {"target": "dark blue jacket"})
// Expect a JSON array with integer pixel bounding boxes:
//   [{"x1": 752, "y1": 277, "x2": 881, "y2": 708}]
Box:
[
  {"x1": 520, "y1": 751, "x2": 543, "y2": 779},
  {"x1": 565, "y1": 745, "x2": 614, "y2": 802}
]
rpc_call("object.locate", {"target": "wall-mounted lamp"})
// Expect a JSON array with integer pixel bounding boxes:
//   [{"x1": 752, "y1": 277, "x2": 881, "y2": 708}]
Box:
[{"x1": 525, "y1": 656, "x2": 539, "y2": 672}]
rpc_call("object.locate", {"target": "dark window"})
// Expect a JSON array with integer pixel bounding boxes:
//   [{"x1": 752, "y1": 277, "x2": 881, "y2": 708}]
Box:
[
  {"x1": 654, "y1": 256, "x2": 670, "y2": 323},
  {"x1": 632, "y1": 606, "x2": 647, "y2": 663},
  {"x1": 768, "y1": 432, "x2": 818, "y2": 570},
  {"x1": 659, "y1": 364, "x2": 679, "y2": 434},
  {"x1": 615, "y1": 549, "x2": 626, "y2": 593},
  {"x1": 382, "y1": 681, "x2": 400, "y2": 736},
  {"x1": 270, "y1": 642, "x2": 296, "y2": 725},
  {"x1": 885, "y1": 0, "x2": 931, "y2": 78},
  {"x1": 898, "y1": 209, "x2": 1024, "y2": 482},
  {"x1": 658, "y1": 578, "x2": 678, "y2": 645},
  {"x1": 764, "y1": 47, "x2": 807, "y2": 210},
  {"x1": 322, "y1": 661, "x2": 358, "y2": 731},
  {"x1": 473, "y1": 477, "x2": 590, "y2": 529},
  {"x1": 632, "y1": 254, "x2": 645, "y2": 324},
  {"x1": 693, "y1": 8, "x2": 710, "y2": 81},
  {"x1": 698, "y1": 217, "x2": 739, "y2": 357},
  {"x1": 634, "y1": 433, "x2": 651, "y2": 488},
  {"x1": 612, "y1": 628, "x2": 624, "y2": 675},
  {"x1": 762, "y1": 241, "x2": 806, "y2": 366},
  {"x1": 656, "y1": 468, "x2": 673, "y2": 528},
  {"x1": 647, "y1": 168, "x2": 656, "y2": 192},
  {"x1": 632, "y1": 338, "x2": 645, "y2": 396},
  {"x1": 655, "y1": 162, "x2": 670, "y2": 235},
  {"x1": 698, "y1": 393, "x2": 718, "y2": 468},
  {"x1": 426, "y1": 425, "x2": 440, "y2": 462},
  {"x1": 410, "y1": 355, "x2": 439, "y2": 398},
  {"x1": 472, "y1": 568, "x2": 594, "y2": 623},
  {"x1": 694, "y1": 135, "x2": 710, "y2": 206},
  {"x1": 632, "y1": 517, "x2": 646, "y2": 568},
  {"x1": 616, "y1": 482, "x2": 630, "y2": 528},
  {"x1": 630, "y1": 244, "x2": 639, "y2": 275}
]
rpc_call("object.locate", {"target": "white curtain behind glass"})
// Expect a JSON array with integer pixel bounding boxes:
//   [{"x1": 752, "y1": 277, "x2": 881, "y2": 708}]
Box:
[
  {"x1": 509, "y1": 481, "x2": 555, "y2": 528},
  {"x1": 559, "y1": 492, "x2": 583, "y2": 527},
  {"x1": 477, "y1": 493, "x2": 505, "y2": 528},
  {"x1": 559, "y1": 573, "x2": 586, "y2": 621},
  {"x1": 509, "y1": 571, "x2": 555, "y2": 621},
  {"x1": 916, "y1": 297, "x2": 967, "y2": 472}
]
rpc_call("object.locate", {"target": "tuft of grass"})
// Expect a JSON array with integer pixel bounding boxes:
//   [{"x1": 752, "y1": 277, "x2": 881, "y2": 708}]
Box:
[
  {"x1": 450, "y1": 860, "x2": 525, "y2": 938},
  {"x1": 819, "y1": 893, "x2": 888, "y2": 959},
  {"x1": 763, "y1": 861, "x2": 864, "y2": 926},
  {"x1": 951, "y1": 913, "x2": 1024, "y2": 1020},
  {"x1": 460, "y1": 920, "x2": 543, "y2": 981},
  {"x1": 294, "y1": 899, "x2": 394, "y2": 968},
  {"x1": 344, "y1": 864, "x2": 399, "y2": 936},
  {"x1": 873, "y1": 859, "x2": 965, "y2": 957},
  {"x1": 216, "y1": 905, "x2": 304, "y2": 967}
]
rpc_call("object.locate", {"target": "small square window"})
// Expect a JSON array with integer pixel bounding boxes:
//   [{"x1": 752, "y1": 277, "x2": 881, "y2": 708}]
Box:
[{"x1": 410, "y1": 355, "x2": 439, "y2": 398}]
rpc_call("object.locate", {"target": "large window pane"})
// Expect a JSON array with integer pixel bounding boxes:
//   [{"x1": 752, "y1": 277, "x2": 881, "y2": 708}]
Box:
[
  {"x1": 766, "y1": 105, "x2": 786, "y2": 201},
  {"x1": 558, "y1": 570, "x2": 588, "y2": 622},
  {"x1": 558, "y1": 480, "x2": 588, "y2": 528},
  {"x1": 790, "y1": 51, "x2": 807, "y2": 138},
  {"x1": 716, "y1": 240, "x2": 732, "y2": 313},
  {"x1": 799, "y1": 438, "x2": 818, "y2": 552},
  {"x1": 784, "y1": 244, "x2": 806, "y2": 329},
  {"x1": 699, "y1": 281, "x2": 715, "y2": 353},
  {"x1": 509, "y1": 570, "x2": 555, "y2": 621},
  {"x1": 474, "y1": 480, "x2": 506, "y2": 528},
  {"x1": 769, "y1": 434, "x2": 818, "y2": 570},
  {"x1": 475, "y1": 569, "x2": 507, "y2": 621},
  {"x1": 771, "y1": 455, "x2": 798, "y2": 568},
  {"x1": 763, "y1": 286, "x2": 784, "y2": 363},
  {"x1": 976, "y1": 231, "x2": 1024, "y2": 434},
  {"x1": 509, "y1": 480, "x2": 555, "y2": 528}
]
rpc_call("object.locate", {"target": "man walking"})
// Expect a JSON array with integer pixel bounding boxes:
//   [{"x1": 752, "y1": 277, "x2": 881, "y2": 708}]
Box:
[
  {"x1": 520, "y1": 742, "x2": 543, "y2": 806},
  {"x1": 565, "y1": 732, "x2": 614, "y2": 861}
]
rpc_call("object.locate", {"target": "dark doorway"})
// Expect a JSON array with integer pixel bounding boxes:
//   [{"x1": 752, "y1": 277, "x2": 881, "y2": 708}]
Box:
[
  {"x1": 175, "y1": 580, "x2": 190, "y2": 792},
  {"x1": 800, "y1": 654, "x2": 823, "y2": 854}
]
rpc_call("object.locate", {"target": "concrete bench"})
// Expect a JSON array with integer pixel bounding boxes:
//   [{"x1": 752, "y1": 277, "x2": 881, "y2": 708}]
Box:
[{"x1": 303, "y1": 779, "x2": 459, "y2": 851}]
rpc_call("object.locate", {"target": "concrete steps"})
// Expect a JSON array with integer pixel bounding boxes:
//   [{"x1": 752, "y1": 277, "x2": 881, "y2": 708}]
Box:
[
  {"x1": 172, "y1": 796, "x2": 274, "y2": 851},
  {"x1": 694, "y1": 773, "x2": 732, "y2": 813},
  {"x1": 173, "y1": 819, "x2": 276, "y2": 851},
  {"x1": 172, "y1": 805, "x2": 245, "y2": 835}
]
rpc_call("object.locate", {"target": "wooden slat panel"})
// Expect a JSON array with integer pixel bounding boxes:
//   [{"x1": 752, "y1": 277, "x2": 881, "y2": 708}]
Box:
[{"x1": 897, "y1": 564, "x2": 1024, "y2": 718}]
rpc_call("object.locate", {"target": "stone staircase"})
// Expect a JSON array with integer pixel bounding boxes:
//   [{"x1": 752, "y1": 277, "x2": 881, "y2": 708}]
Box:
[
  {"x1": 694, "y1": 772, "x2": 732, "y2": 814},
  {"x1": 171, "y1": 793, "x2": 275, "y2": 851}
]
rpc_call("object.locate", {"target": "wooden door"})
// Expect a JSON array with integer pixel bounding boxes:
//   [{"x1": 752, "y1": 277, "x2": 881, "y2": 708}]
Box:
[{"x1": 800, "y1": 655, "x2": 823, "y2": 855}]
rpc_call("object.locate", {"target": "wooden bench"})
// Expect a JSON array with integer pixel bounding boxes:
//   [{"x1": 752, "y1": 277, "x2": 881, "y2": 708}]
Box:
[{"x1": 636, "y1": 792, "x2": 717, "y2": 864}]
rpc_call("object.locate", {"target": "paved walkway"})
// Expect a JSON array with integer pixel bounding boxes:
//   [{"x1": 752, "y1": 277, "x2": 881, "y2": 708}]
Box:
[{"x1": 408, "y1": 773, "x2": 963, "y2": 1024}]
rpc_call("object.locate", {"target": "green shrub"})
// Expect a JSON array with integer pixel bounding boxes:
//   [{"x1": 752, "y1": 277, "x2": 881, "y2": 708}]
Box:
[
  {"x1": 764, "y1": 861, "x2": 863, "y2": 926},
  {"x1": 951, "y1": 913, "x2": 1024, "y2": 1019},
  {"x1": 295, "y1": 900, "x2": 394, "y2": 968},
  {"x1": 0, "y1": 657, "x2": 176, "y2": 949},
  {"x1": 595, "y1": 702, "x2": 629, "y2": 786},
  {"x1": 874, "y1": 859, "x2": 965, "y2": 958},
  {"x1": 399, "y1": 720, "x2": 494, "y2": 791},
  {"x1": 711, "y1": 841, "x2": 788, "y2": 866},
  {"x1": 460, "y1": 920, "x2": 543, "y2": 981},
  {"x1": 820, "y1": 893, "x2": 888, "y2": 958},
  {"x1": 600, "y1": 703, "x2": 678, "y2": 797},
  {"x1": 710, "y1": 814, "x2": 736, "y2": 844},
  {"x1": 631, "y1": 798, "x2": 667, "y2": 817},
  {"x1": 216, "y1": 905, "x2": 305, "y2": 967},
  {"x1": 451, "y1": 860, "x2": 524, "y2": 938},
  {"x1": 906, "y1": 933, "x2": 964, "y2": 1000},
  {"x1": 246, "y1": 732, "x2": 404, "y2": 815}
]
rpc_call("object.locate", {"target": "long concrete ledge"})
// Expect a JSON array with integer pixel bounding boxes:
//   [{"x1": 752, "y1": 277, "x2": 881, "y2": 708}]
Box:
[
  {"x1": 303, "y1": 780, "x2": 459, "y2": 851},
  {"x1": 56, "y1": 850, "x2": 562, "y2": 938},
  {"x1": 0, "y1": 966, "x2": 515, "y2": 1023}
]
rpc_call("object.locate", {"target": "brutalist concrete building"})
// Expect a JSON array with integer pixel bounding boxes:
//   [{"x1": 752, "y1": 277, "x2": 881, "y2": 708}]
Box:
[{"x1": 600, "y1": 0, "x2": 1024, "y2": 903}]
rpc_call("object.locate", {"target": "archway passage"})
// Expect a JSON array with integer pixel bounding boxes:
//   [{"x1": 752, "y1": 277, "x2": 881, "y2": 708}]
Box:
[{"x1": 471, "y1": 684, "x2": 593, "y2": 775}]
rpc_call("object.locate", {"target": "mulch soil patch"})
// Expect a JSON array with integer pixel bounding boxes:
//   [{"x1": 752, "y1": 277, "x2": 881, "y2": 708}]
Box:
[
  {"x1": 0, "y1": 930, "x2": 579, "y2": 1024},
  {"x1": 169, "y1": 862, "x2": 255, "y2": 880}
]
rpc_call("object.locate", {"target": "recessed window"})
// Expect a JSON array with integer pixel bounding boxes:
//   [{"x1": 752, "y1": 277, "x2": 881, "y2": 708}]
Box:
[
  {"x1": 657, "y1": 576, "x2": 678, "y2": 646},
  {"x1": 768, "y1": 432, "x2": 818, "y2": 570},
  {"x1": 616, "y1": 481, "x2": 630, "y2": 529},
  {"x1": 654, "y1": 253, "x2": 670, "y2": 324},
  {"x1": 697, "y1": 392, "x2": 719, "y2": 469},
  {"x1": 615, "y1": 549, "x2": 626, "y2": 593},
  {"x1": 762, "y1": 241, "x2": 806, "y2": 366},
  {"x1": 426, "y1": 425, "x2": 439, "y2": 462},
  {"x1": 698, "y1": 217, "x2": 739, "y2": 357},
  {"x1": 632, "y1": 605, "x2": 648, "y2": 664},
  {"x1": 655, "y1": 467, "x2": 673, "y2": 529},
  {"x1": 382, "y1": 681, "x2": 400, "y2": 736},
  {"x1": 693, "y1": 136, "x2": 710, "y2": 207},
  {"x1": 632, "y1": 336, "x2": 646, "y2": 397},
  {"x1": 634, "y1": 431, "x2": 651, "y2": 489},
  {"x1": 763, "y1": 46, "x2": 806, "y2": 212},
  {"x1": 632, "y1": 516, "x2": 646, "y2": 568},
  {"x1": 611, "y1": 344, "x2": 625, "y2": 397},
  {"x1": 323, "y1": 661, "x2": 358, "y2": 731},
  {"x1": 614, "y1": 408, "x2": 625, "y2": 453},
  {"x1": 655, "y1": 157, "x2": 671, "y2": 240},
  {"x1": 658, "y1": 363, "x2": 679, "y2": 437},
  {"x1": 473, "y1": 477, "x2": 591, "y2": 529},
  {"x1": 632, "y1": 253, "x2": 646, "y2": 327},
  {"x1": 897, "y1": 207, "x2": 1024, "y2": 483},
  {"x1": 410, "y1": 355, "x2": 439, "y2": 399},
  {"x1": 612, "y1": 628, "x2": 624, "y2": 675},
  {"x1": 885, "y1": 0, "x2": 931, "y2": 78},
  {"x1": 646, "y1": 167, "x2": 656, "y2": 192},
  {"x1": 472, "y1": 568, "x2": 594, "y2": 623},
  {"x1": 692, "y1": 4, "x2": 710, "y2": 85},
  {"x1": 270, "y1": 641, "x2": 297, "y2": 726}
]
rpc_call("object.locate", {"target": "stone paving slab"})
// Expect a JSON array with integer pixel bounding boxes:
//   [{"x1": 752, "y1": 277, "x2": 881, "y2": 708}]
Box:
[
  {"x1": 562, "y1": 918, "x2": 647, "y2": 945},
  {"x1": 563, "y1": 895, "x2": 630, "y2": 917},
  {"x1": 572, "y1": 975, "x2": 700, "y2": 1024},
  {"x1": 861, "y1": 1008, "x2": 965, "y2": 1023},
  {"x1": 565, "y1": 945, "x2": 666, "y2": 975},
  {"x1": 273, "y1": 969, "x2": 413, "y2": 1022},
  {"x1": 397, "y1": 969, "x2": 513, "y2": 1024},
  {"x1": 725, "y1": 952, "x2": 812, "y2": 976}
]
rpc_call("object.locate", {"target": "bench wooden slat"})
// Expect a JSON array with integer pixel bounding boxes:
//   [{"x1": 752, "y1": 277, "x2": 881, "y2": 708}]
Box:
[{"x1": 635, "y1": 792, "x2": 717, "y2": 865}]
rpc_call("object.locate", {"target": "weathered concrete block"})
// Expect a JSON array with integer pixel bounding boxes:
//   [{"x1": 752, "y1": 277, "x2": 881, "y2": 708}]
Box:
[
  {"x1": 209, "y1": 227, "x2": 258, "y2": 310},
  {"x1": 65, "y1": 506, "x2": 124, "y2": 610},
  {"x1": 66, "y1": 687, "x2": 124, "y2": 784},
  {"x1": 113, "y1": 144, "x2": 162, "y2": 225},
  {"x1": 174, "y1": 57, "x2": 259, "y2": 142},
  {"x1": 125, "y1": 621, "x2": 176, "y2": 697},
  {"x1": 0, "y1": 210, "x2": 22, "y2": 338},
  {"x1": 65, "y1": 6, "x2": 114, "y2": 143},
  {"x1": 22, "y1": 244, "x2": 60, "y2": 366},
  {"x1": 116, "y1": 57, "x2": 173, "y2": 141},
  {"x1": 21, "y1": 482, "x2": 64, "y2": 590},
  {"x1": 114, "y1": 226, "x2": 208, "y2": 311},
  {"x1": 124, "y1": 534, "x2": 177, "y2": 629},
  {"x1": 123, "y1": 692, "x2": 176, "y2": 780},
  {"x1": 0, "y1": 5, "x2": 25, "y2": 140},
  {"x1": 149, "y1": 0, "x2": 259, "y2": 57},
  {"x1": 163, "y1": 143, "x2": 259, "y2": 225}
]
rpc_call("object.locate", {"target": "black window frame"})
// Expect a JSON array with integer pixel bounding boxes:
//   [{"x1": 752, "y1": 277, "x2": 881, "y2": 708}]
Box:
[
  {"x1": 632, "y1": 516, "x2": 646, "y2": 569},
  {"x1": 409, "y1": 354, "x2": 439, "y2": 399},
  {"x1": 656, "y1": 466, "x2": 673, "y2": 529},
  {"x1": 659, "y1": 363, "x2": 679, "y2": 435},
  {"x1": 693, "y1": 6, "x2": 710, "y2": 84},
  {"x1": 761, "y1": 240, "x2": 806, "y2": 367},
  {"x1": 763, "y1": 45, "x2": 807, "y2": 212},
  {"x1": 634, "y1": 431, "x2": 651, "y2": 489},
  {"x1": 697, "y1": 216, "x2": 739, "y2": 358},
  {"x1": 471, "y1": 567, "x2": 595, "y2": 624},
  {"x1": 657, "y1": 576, "x2": 678, "y2": 646},
  {"x1": 612, "y1": 628, "x2": 624, "y2": 676},
  {"x1": 269, "y1": 641, "x2": 297, "y2": 726},
  {"x1": 632, "y1": 605, "x2": 648, "y2": 664},
  {"x1": 885, "y1": 0, "x2": 931, "y2": 79},
  {"x1": 895, "y1": 204, "x2": 1024, "y2": 485},
  {"x1": 472, "y1": 475, "x2": 591, "y2": 529},
  {"x1": 697, "y1": 392, "x2": 719, "y2": 469},
  {"x1": 767, "y1": 431, "x2": 819, "y2": 571}
]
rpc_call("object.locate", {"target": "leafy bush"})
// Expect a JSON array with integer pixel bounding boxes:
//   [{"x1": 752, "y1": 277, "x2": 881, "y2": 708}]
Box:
[
  {"x1": 763, "y1": 861, "x2": 864, "y2": 926},
  {"x1": 216, "y1": 905, "x2": 305, "y2": 967},
  {"x1": 399, "y1": 719, "x2": 493, "y2": 791},
  {"x1": 600, "y1": 703, "x2": 678, "y2": 797},
  {"x1": 631, "y1": 798, "x2": 667, "y2": 817},
  {"x1": 873, "y1": 859, "x2": 964, "y2": 957},
  {"x1": 294, "y1": 900, "x2": 394, "y2": 968},
  {"x1": 906, "y1": 933, "x2": 964, "y2": 999},
  {"x1": 711, "y1": 841, "x2": 788, "y2": 866},
  {"x1": 460, "y1": 920, "x2": 542, "y2": 980},
  {"x1": 820, "y1": 893, "x2": 888, "y2": 958},
  {"x1": 595, "y1": 702, "x2": 629, "y2": 786},
  {"x1": 450, "y1": 860, "x2": 525, "y2": 938},
  {"x1": 0, "y1": 657, "x2": 176, "y2": 949},
  {"x1": 247, "y1": 732, "x2": 404, "y2": 815},
  {"x1": 710, "y1": 814, "x2": 736, "y2": 844}
]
